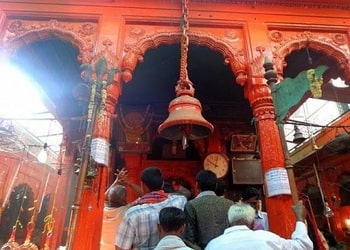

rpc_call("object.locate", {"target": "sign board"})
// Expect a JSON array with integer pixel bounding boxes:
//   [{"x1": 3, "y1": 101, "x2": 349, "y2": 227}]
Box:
[{"x1": 232, "y1": 159, "x2": 263, "y2": 184}]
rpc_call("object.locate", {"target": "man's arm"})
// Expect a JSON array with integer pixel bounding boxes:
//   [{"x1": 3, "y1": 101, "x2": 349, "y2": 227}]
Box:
[
  {"x1": 116, "y1": 169, "x2": 143, "y2": 197},
  {"x1": 115, "y1": 212, "x2": 135, "y2": 250},
  {"x1": 286, "y1": 200, "x2": 314, "y2": 249},
  {"x1": 105, "y1": 169, "x2": 124, "y2": 201}
]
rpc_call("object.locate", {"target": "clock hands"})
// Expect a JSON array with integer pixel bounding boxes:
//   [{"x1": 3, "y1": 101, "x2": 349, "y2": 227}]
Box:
[{"x1": 207, "y1": 159, "x2": 218, "y2": 168}]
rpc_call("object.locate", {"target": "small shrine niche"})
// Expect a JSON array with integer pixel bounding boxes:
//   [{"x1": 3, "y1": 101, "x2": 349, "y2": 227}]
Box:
[{"x1": 116, "y1": 105, "x2": 153, "y2": 153}]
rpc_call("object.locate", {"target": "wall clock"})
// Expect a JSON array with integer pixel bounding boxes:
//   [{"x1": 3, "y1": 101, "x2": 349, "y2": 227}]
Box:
[{"x1": 203, "y1": 152, "x2": 229, "y2": 178}]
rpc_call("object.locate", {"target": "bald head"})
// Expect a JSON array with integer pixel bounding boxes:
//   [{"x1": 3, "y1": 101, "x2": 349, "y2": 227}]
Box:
[{"x1": 108, "y1": 184, "x2": 126, "y2": 207}]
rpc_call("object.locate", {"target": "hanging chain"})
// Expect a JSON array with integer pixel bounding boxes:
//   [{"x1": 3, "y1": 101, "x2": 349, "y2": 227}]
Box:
[{"x1": 179, "y1": 0, "x2": 189, "y2": 82}]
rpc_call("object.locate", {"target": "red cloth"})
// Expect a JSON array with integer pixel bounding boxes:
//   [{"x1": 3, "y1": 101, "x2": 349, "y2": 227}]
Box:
[{"x1": 135, "y1": 190, "x2": 168, "y2": 205}]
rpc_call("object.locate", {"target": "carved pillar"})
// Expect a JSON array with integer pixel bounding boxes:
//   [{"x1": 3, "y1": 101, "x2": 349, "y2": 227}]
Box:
[
  {"x1": 68, "y1": 38, "x2": 121, "y2": 248},
  {"x1": 246, "y1": 76, "x2": 295, "y2": 238}
]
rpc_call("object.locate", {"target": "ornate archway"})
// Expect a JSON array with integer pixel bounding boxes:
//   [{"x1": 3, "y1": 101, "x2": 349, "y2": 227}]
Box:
[
  {"x1": 271, "y1": 30, "x2": 350, "y2": 81},
  {"x1": 1, "y1": 19, "x2": 96, "y2": 63},
  {"x1": 120, "y1": 31, "x2": 248, "y2": 86}
]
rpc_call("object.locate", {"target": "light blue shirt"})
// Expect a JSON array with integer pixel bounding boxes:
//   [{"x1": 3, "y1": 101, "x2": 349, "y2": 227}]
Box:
[{"x1": 254, "y1": 210, "x2": 269, "y2": 231}]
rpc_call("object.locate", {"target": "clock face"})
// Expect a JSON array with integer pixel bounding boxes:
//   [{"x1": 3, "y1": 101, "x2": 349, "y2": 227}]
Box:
[{"x1": 203, "y1": 153, "x2": 229, "y2": 178}]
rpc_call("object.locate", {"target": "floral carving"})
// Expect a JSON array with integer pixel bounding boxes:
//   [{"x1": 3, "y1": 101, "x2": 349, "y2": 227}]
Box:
[
  {"x1": 7, "y1": 20, "x2": 25, "y2": 35},
  {"x1": 223, "y1": 30, "x2": 239, "y2": 42},
  {"x1": 332, "y1": 33, "x2": 347, "y2": 46},
  {"x1": 269, "y1": 30, "x2": 283, "y2": 43},
  {"x1": 79, "y1": 23, "x2": 96, "y2": 37},
  {"x1": 128, "y1": 27, "x2": 145, "y2": 38}
]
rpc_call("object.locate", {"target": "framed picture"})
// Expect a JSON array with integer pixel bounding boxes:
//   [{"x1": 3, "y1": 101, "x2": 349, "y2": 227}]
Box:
[{"x1": 230, "y1": 134, "x2": 257, "y2": 153}]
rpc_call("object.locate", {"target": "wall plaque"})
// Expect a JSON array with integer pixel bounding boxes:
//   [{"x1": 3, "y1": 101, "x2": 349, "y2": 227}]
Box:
[{"x1": 232, "y1": 159, "x2": 263, "y2": 184}]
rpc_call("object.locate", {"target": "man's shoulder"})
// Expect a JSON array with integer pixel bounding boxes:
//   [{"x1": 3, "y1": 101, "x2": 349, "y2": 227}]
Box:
[
  {"x1": 167, "y1": 193, "x2": 187, "y2": 203},
  {"x1": 155, "y1": 194, "x2": 187, "y2": 209},
  {"x1": 126, "y1": 195, "x2": 186, "y2": 215},
  {"x1": 124, "y1": 203, "x2": 149, "y2": 216},
  {"x1": 188, "y1": 194, "x2": 233, "y2": 205}
]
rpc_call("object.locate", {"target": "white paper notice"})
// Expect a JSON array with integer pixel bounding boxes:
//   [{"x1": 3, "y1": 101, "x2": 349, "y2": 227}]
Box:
[
  {"x1": 265, "y1": 168, "x2": 291, "y2": 197},
  {"x1": 90, "y1": 138, "x2": 109, "y2": 166}
]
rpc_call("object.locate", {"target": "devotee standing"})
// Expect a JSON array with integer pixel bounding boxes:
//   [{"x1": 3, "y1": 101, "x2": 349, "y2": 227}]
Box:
[
  {"x1": 205, "y1": 201, "x2": 313, "y2": 250},
  {"x1": 101, "y1": 168, "x2": 142, "y2": 250},
  {"x1": 115, "y1": 166, "x2": 187, "y2": 250},
  {"x1": 154, "y1": 206, "x2": 193, "y2": 250},
  {"x1": 241, "y1": 187, "x2": 269, "y2": 231},
  {"x1": 184, "y1": 170, "x2": 233, "y2": 249}
]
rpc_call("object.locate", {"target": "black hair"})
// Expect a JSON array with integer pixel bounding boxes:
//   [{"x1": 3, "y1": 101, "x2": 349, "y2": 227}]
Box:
[
  {"x1": 241, "y1": 187, "x2": 260, "y2": 201},
  {"x1": 196, "y1": 170, "x2": 217, "y2": 191},
  {"x1": 158, "y1": 206, "x2": 185, "y2": 232},
  {"x1": 141, "y1": 166, "x2": 163, "y2": 191},
  {"x1": 215, "y1": 178, "x2": 227, "y2": 196},
  {"x1": 163, "y1": 180, "x2": 175, "y2": 193}
]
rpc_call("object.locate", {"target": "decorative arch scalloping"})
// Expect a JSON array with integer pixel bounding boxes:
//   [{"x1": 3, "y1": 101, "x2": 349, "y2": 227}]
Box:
[
  {"x1": 121, "y1": 31, "x2": 248, "y2": 86},
  {"x1": 271, "y1": 31, "x2": 350, "y2": 81},
  {"x1": 2, "y1": 19, "x2": 97, "y2": 64}
]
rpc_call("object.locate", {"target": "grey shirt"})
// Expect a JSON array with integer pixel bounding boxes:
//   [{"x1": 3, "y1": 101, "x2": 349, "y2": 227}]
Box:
[{"x1": 184, "y1": 191, "x2": 233, "y2": 249}]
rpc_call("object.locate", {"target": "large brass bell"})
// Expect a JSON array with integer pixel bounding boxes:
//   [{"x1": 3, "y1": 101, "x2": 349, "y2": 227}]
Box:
[
  {"x1": 158, "y1": 81, "x2": 213, "y2": 141},
  {"x1": 159, "y1": 0, "x2": 213, "y2": 143}
]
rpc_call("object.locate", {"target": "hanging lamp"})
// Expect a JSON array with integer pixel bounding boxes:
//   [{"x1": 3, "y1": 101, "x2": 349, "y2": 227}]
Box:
[{"x1": 158, "y1": 0, "x2": 214, "y2": 148}]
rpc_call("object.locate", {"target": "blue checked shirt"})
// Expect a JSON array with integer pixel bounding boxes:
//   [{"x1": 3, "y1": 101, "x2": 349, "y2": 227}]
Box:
[{"x1": 115, "y1": 194, "x2": 187, "y2": 250}]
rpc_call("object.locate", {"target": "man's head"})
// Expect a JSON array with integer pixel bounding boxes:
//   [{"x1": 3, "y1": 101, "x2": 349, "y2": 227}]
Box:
[
  {"x1": 157, "y1": 206, "x2": 186, "y2": 237},
  {"x1": 163, "y1": 180, "x2": 175, "y2": 193},
  {"x1": 241, "y1": 187, "x2": 260, "y2": 208},
  {"x1": 196, "y1": 170, "x2": 217, "y2": 192},
  {"x1": 108, "y1": 184, "x2": 126, "y2": 207},
  {"x1": 141, "y1": 167, "x2": 164, "y2": 192},
  {"x1": 215, "y1": 178, "x2": 227, "y2": 196},
  {"x1": 227, "y1": 202, "x2": 255, "y2": 229}
]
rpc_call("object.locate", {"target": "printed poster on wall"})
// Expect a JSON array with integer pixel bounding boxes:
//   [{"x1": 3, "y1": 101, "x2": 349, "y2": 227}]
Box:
[
  {"x1": 265, "y1": 168, "x2": 291, "y2": 197},
  {"x1": 90, "y1": 138, "x2": 110, "y2": 166}
]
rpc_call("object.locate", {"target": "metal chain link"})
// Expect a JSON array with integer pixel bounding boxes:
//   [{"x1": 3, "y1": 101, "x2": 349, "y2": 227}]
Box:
[{"x1": 180, "y1": 0, "x2": 189, "y2": 82}]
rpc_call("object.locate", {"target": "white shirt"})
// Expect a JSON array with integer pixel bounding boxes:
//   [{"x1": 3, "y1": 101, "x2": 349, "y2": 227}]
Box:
[
  {"x1": 101, "y1": 206, "x2": 128, "y2": 250},
  {"x1": 154, "y1": 235, "x2": 193, "y2": 250},
  {"x1": 205, "y1": 222, "x2": 313, "y2": 250}
]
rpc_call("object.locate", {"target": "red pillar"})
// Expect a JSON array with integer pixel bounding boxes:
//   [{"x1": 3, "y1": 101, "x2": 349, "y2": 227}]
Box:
[
  {"x1": 70, "y1": 80, "x2": 121, "y2": 250},
  {"x1": 123, "y1": 154, "x2": 143, "y2": 203},
  {"x1": 247, "y1": 77, "x2": 295, "y2": 238}
]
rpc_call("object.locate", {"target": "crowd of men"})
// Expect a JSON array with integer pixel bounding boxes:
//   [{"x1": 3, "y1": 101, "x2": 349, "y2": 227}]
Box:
[{"x1": 101, "y1": 166, "x2": 314, "y2": 250}]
